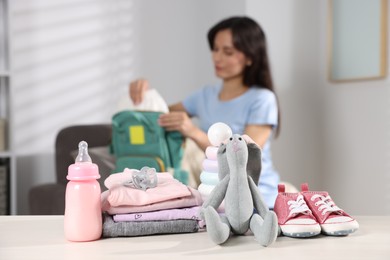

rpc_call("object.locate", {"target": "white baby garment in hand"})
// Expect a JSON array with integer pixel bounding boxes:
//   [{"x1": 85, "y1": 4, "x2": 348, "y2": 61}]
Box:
[{"x1": 116, "y1": 89, "x2": 169, "y2": 113}]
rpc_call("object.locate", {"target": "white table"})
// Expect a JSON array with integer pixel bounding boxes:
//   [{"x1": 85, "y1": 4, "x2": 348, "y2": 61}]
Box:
[{"x1": 0, "y1": 216, "x2": 389, "y2": 260}]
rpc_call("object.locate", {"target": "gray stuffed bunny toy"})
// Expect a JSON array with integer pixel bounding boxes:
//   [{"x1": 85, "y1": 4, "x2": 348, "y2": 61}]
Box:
[{"x1": 201, "y1": 134, "x2": 278, "y2": 246}]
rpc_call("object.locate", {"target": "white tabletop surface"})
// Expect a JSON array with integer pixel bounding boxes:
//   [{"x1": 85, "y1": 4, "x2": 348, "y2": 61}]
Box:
[{"x1": 0, "y1": 215, "x2": 389, "y2": 260}]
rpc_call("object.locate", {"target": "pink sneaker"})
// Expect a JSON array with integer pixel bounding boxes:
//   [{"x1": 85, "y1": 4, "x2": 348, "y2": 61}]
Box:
[
  {"x1": 300, "y1": 183, "x2": 359, "y2": 236},
  {"x1": 274, "y1": 184, "x2": 321, "y2": 238}
]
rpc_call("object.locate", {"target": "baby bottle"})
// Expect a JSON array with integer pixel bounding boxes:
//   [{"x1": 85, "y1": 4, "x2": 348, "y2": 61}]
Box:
[{"x1": 64, "y1": 141, "x2": 102, "y2": 242}]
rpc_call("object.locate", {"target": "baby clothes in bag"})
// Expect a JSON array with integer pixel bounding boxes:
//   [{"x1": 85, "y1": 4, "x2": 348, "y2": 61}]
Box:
[
  {"x1": 112, "y1": 89, "x2": 188, "y2": 184},
  {"x1": 115, "y1": 89, "x2": 169, "y2": 114}
]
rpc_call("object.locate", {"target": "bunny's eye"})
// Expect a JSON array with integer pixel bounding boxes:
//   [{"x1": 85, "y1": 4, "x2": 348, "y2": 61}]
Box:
[
  {"x1": 229, "y1": 137, "x2": 233, "y2": 141},
  {"x1": 238, "y1": 137, "x2": 242, "y2": 141}
]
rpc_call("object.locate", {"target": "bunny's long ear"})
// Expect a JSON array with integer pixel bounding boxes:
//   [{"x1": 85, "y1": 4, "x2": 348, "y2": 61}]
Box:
[
  {"x1": 217, "y1": 143, "x2": 229, "y2": 181},
  {"x1": 242, "y1": 135, "x2": 262, "y2": 185}
]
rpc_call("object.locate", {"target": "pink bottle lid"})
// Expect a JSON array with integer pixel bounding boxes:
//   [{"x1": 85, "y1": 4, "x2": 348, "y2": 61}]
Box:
[{"x1": 67, "y1": 141, "x2": 100, "y2": 181}]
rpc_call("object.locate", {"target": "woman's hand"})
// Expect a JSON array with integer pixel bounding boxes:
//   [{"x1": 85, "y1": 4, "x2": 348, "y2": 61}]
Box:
[
  {"x1": 166, "y1": 102, "x2": 211, "y2": 151},
  {"x1": 159, "y1": 111, "x2": 211, "y2": 151},
  {"x1": 129, "y1": 79, "x2": 149, "y2": 105},
  {"x1": 158, "y1": 111, "x2": 195, "y2": 137}
]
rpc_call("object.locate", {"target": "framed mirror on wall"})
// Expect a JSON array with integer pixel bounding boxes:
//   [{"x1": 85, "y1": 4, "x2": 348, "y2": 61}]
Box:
[{"x1": 328, "y1": 0, "x2": 388, "y2": 82}]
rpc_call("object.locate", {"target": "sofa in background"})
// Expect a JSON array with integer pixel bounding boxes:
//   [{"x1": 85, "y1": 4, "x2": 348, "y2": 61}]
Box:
[{"x1": 29, "y1": 124, "x2": 113, "y2": 215}]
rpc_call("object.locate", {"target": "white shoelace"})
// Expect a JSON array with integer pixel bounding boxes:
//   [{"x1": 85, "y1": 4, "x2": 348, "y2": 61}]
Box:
[
  {"x1": 287, "y1": 195, "x2": 312, "y2": 218},
  {"x1": 310, "y1": 194, "x2": 341, "y2": 215}
]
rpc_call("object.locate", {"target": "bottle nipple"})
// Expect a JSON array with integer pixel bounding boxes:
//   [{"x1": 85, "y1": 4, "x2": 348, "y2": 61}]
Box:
[{"x1": 75, "y1": 141, "x2": 92, "y2": 163}]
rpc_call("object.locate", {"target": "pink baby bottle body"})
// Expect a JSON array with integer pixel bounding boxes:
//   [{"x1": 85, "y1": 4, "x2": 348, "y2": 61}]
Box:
[{"x1": 64, "y1": 141, "x2": 102, "y2": 242}]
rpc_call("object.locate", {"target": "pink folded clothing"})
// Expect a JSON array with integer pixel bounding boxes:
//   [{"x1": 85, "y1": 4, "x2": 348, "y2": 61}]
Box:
[
  {"x1": 113, "y1": 206, "x2": 202, "y2": 222},
  {"x1": 102, "y1": 187, "x2": 203, "y2": 215},
  {"x1": 104, "y1": 169, "x2": 191, "y2": 207}
]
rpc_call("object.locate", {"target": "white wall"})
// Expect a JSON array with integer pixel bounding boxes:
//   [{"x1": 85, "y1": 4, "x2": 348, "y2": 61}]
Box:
[
  {"x1": 133, "y1": 0, "x2": 246, "y2": 104},
  {"x1": 11, "y1": 0, "x2": 246, "y2": 214},
  {"x1": 11, "y1": 0, "x2": 390, "y2": 215},
  {"x1": 318, "y1": 1, "x2": 390, "y2": 215},
  {"x1": 247, "y1": 0, "x2": 324, "y2": 192},
  {"x1": 248, "y1": 0, "x2": 390, "y2": 215},
  {"x1": 11, "y1": 0, "x2": 135, "y2": 214}
]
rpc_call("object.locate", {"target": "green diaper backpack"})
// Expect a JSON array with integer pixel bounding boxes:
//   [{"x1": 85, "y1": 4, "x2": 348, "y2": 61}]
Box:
[{"x1": 110, "y1": 110, "x2": 188, "y2": 184}]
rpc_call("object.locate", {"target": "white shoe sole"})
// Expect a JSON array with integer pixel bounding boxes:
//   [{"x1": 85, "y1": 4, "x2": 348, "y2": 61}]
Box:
[
  {"x1": 280, "y1": 224, "x2": 321, "y2": 238},
  {"x1": 321, "y1": 220, "x2": 359, "y2": 236}
]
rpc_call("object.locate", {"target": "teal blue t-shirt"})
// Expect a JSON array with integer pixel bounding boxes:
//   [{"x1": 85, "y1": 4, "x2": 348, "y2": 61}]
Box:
[{"x1": 183, "y1": 84, "x2": 280, "y2": 208}]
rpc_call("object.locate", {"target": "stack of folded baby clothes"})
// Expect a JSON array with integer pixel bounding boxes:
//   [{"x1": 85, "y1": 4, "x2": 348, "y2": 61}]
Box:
[{"x1": 101, "y1": 168, "x2": 204, "y2": 238}]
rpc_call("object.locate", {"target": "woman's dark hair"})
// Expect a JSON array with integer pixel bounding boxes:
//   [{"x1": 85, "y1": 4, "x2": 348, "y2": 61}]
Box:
[{"x1": 208, "y1": 16, "x2": 281, "y2": 137}]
